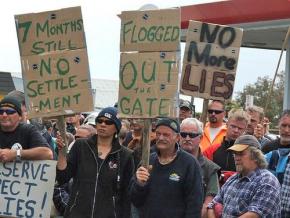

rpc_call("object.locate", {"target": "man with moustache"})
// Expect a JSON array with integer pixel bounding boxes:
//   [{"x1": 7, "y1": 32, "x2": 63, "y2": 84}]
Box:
[
  {"x1": 263, "y1": 110, "x2": 290, "y2": 186},
  {"x1": 200, "y1": 100, "x2": 227, "y2": 152},
  {"x1": 207, "y1": 135, "x2": 281, "y2": 218},
  {"x1": 263, "y1": 109, "x2": 290, "y2": 153},
  {"x1": 180, "y1": 118, "x2": 220, "y2": 218},
  {"x1": 130, "y1": 118, "x2": 203, "y2": 218}
]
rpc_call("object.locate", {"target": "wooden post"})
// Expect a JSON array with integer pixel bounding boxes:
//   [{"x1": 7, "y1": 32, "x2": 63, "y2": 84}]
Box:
[
  {"x1": 201, "y1": 99, "x2": 209, "y2": 127},
  {"x1": 56, "y1": 115, "x2": 68, "y2": 155},
  {"x1": 141, "y1": 119, "x2": 152, "y2": 167}
]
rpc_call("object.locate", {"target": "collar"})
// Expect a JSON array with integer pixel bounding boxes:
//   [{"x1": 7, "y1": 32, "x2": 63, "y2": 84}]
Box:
[{"x1": 237, "y1": 168, "x2": 260, "y2": 182}]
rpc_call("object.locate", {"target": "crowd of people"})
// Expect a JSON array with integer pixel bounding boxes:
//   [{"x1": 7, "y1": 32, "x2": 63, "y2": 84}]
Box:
[{"x1": 1, "y1": 90, "x2": 290, "y2": 218}]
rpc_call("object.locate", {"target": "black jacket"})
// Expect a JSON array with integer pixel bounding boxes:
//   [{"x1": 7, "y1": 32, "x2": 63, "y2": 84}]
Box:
[
  {"x1": 56, "y1": 134, "x2": 134, "y2": 218},
  {"x1": 130, "y1": 147, "x2": 203, "y2": 218}
]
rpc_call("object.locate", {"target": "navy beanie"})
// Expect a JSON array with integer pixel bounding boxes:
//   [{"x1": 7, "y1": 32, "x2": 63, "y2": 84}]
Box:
[
  {"x1": 0, "y1": 96, "x2": 22, "y2": 115},
  {"x1": 156, "y1": 118, "x2": 180, "y2": 133},
  {"x1": 96, "y1": 107, "x2": 121, "y2": 133}
]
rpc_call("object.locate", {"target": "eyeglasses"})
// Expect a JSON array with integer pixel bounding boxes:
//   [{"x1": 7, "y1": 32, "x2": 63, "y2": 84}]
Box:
[
  {"x1": 208, "y1": 109, "x2": 224, "y2": 115},
  {"x1": 0, "y1": 109, "x2": 17, "y2": 115},
  {"x1": 96, "y1": 118, "x2": 114, "y2": 125},
  {"x1": 180, "y1": 132, "x2": 200, "y2": 139}
]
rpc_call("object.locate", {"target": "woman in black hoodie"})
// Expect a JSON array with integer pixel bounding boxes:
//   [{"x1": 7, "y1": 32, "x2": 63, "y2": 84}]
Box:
[{"x1": 56, "y1": 107, "x2": 134, "y2": 218}]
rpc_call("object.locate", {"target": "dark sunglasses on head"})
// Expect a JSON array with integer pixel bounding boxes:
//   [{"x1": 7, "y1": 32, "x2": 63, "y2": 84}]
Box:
[
  {"x1": 180, "y1": 132, "x2": 200, "y2": 139},
  {"x1": 208, "y1": 109, "x2": 224, "y2": 114},
  {"x1": 0, "y1": 108, "x2": 17, "y2": 115},
  {"x1": 96, "y1": 118, "x2": 114, "y2": 125}
]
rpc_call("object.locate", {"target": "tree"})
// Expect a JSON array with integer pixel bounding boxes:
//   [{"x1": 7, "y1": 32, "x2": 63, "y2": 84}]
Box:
[{"x1": 234, "y1": 71, "x2": 284, "y2": 127}]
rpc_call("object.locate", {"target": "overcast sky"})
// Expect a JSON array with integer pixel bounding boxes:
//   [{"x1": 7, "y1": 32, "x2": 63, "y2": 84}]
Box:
[{"x1": 0, "y1": 0, "x2": 286, "y2": 111}]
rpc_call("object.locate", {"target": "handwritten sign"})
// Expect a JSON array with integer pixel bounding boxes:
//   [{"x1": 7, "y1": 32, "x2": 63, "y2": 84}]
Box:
[
  {"x1": 181, "y1": 21, "x2": 243, "y2": 100},
  {"x1": 0, "y1": 160, "x2": 56, "y2": 218},
  {"x1": 15, "y1": 7, "x2": 93, "y2": 118},
  {"x1": 15, "y1": 7, "x2": 85, "y2": 57},
  {"x1": 120, "y1": 8, "x2": 180, "y2": 52},
  {"x1": 118, "y1": 52, "x2": 179, "y2": 118}
]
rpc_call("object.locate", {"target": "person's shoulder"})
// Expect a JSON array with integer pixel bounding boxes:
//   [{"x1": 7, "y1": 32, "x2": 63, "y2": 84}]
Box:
[
  {"x1": 262, "y1": 138, "x2": 280, "y2": 154},
  {"x1": 202, "y1": 155, "x2": 221, "y2": 171},
  {"x1": 254, "y1": 169, "x2": 280, "y2": 185},
  {"x1": 178, "y1": 149, "x2": 199, "y2": 164}
]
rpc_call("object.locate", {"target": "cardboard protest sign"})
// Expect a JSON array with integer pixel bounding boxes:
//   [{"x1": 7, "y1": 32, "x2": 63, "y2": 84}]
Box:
[
  {"x1": 15, "y1": 6, "x2": 85, "y2": 57},
  {"x1": 15, "y1": 7, "x2": 93, "y2": 118},
  {"x1": 0, "y1": 160, "x2": 56, "y2": 218},
  {"x1": 181, "y1": 21, "x2": 243, "y2": 100},
  {"x1": 21, "y1": 49, "x2": 92, "y2": 118},
  {"x1": 120, "y1": 8, "x2": 180, "y2": 52},
  {"x1": 118, "y1": 52, "x2": 179, "y2": 118}
]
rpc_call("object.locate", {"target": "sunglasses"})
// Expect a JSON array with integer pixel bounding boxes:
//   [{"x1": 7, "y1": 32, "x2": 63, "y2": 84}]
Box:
[
  {"x1": 0, "y1": 109, "x2": 17, "y2": 115},
  {"x1": 208, "y1": 109, "x2": 224, "y2": 114},
  {"x1": 180, "y1": 132, "x2": 200, "y2": 139},
  {"x1": 96, "y1": 118, "x2": 114, "y2": 125}
]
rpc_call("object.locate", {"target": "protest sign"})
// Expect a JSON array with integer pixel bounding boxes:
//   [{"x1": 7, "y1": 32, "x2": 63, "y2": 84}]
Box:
[
  {"x1": 21, "y1": 49, "x2": 92, "y2": 118},
  {"x1": 120, "y1": 8, "x2": 180, "y2": 52},
  {"x1": 0, "y1": 160, "x2": 56, "y2": 218},
  {"x1": 118, "y1": 51, "x2": 179, "y2": 118},
  {"x1": 181, "y1": 21, "x2": 243, "y2": 100},
  {"x1": 15, "y1": 7, "x2": 93, "y2": 118},
  {"x1": 15, "y1": 6, "x2": 85, "y2": 57}
]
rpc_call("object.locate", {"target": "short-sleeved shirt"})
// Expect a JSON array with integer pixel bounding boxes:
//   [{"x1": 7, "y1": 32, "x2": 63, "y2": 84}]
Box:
[
  {"x1": 210, "y1": 168, "x2": 281, "y2": 217},
  {"x1": 0, "y1": 122, "x2": 48, "y2": 149}
]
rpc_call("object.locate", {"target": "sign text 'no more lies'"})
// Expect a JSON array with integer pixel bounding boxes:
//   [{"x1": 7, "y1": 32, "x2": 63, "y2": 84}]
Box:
[{"x1": 181, "y1": 21, "x2": 243, "y2": 100}]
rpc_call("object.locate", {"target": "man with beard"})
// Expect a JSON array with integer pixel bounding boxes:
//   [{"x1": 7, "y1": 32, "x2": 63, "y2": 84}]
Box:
[
  {"x1": 263, "y1": 110, "x2": 290, "y2": 186},
  {"x1": 130, "y1": 118, "x2": 203, "y2": 218},
  {"x1": 180, "y1": 118, "x2": 220, "y2": 218},
  {"x1": 203, "y1": 109, "x2": 250, "y2": 172},
  {"x1": 207, "y1": 135, "x2": 281, "y2": 218},
  {"x1": 200, "y1": 100, "x2": 227, "y2": 152},
  {"x1": 262, "y1": 110, "x2": 290, "y2": 154}
]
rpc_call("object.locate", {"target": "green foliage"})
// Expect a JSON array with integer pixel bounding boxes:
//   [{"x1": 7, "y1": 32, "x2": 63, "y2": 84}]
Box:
[{"x1": 234, "y1": 71, "x2": 284, "y2": 126}]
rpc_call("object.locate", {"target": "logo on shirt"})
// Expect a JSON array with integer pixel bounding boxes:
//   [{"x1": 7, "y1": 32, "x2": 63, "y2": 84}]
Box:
[
  {"x1": 108, "y1": 161, "x2": 118, "y2": 169},
  {"x1": 169, "y1": 173, "x2": 180, "y2": 182}
]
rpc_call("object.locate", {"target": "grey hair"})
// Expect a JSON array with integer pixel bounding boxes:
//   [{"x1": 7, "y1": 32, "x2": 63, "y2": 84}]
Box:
[
  {"x1": 180, "y1": 118, "x2": 203, "y2": 134},
  {"x1": 248, "y1": 146, "x2": 268, "y2": 169},
  {"x1": 246, "y1": 106, "x2": 264, "y2": 122},
  {"x1": 78, "y1": 124, "x2": 96, "y2": 136},
  {"x1": 280, "y1": 109, "x2": 290, "y2": 120}
]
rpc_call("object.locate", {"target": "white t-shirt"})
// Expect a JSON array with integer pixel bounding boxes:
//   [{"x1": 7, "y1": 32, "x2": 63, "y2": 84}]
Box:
[{"x1": 209, "y1": 126, "x2": 222, "y2": 143}]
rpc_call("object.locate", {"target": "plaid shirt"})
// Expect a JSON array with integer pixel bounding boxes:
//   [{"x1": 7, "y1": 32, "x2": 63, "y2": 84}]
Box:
[
  {"x1": 211, "y1": 168, "x2": 281, "y2": 217},
  {"x1": 281, "y1": 162, "x2": 290, "y2": 218}
]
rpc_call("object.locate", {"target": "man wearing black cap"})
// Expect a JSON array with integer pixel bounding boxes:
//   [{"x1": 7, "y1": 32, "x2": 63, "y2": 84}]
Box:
[
  {"x1": 0, "y1": 96, "x2": 53, "y2": 162},
  {"x1": 207, "y1": 135, "x2": 281, "y2": 218},
  {"x1": 130, "y1": 117, "x2": 203, "y2": 218},
  {"x1": 56, "y1": 106, "x2": 134, "y2": 218}
]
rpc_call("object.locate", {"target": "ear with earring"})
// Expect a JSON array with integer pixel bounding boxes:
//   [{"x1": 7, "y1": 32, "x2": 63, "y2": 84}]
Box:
[{"x1": 115, "y1": 133, "x2": 118, "y2": 139}]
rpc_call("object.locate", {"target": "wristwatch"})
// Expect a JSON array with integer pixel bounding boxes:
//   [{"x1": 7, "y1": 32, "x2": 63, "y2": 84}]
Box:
[
  {"x1": 16, "y1": 149, "x2": 21, "y2": 162},
  {"x1": 11, "y1": 143, "x2": 22, "y2": 162}
]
